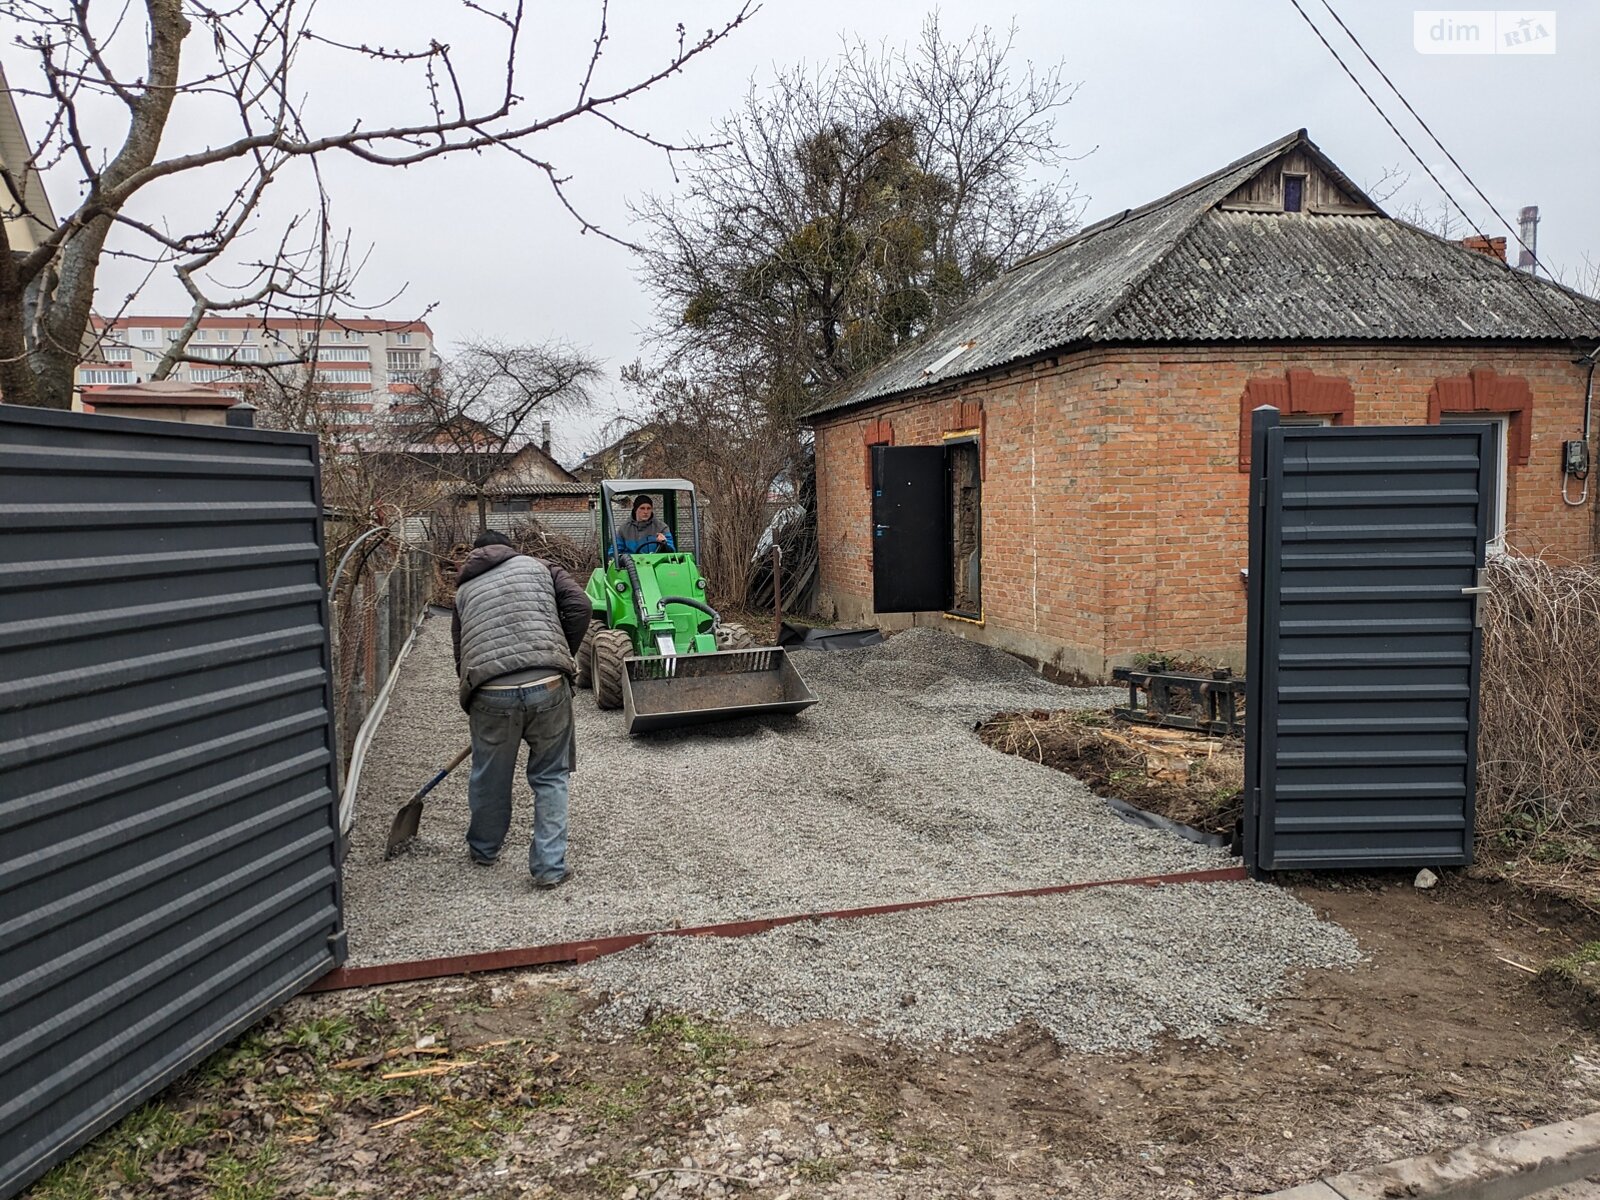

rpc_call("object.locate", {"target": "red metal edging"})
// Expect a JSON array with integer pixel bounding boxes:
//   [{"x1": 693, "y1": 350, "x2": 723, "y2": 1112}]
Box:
[{"x1": 311, "y1": 864, "x2": 1248, "y2": 992}]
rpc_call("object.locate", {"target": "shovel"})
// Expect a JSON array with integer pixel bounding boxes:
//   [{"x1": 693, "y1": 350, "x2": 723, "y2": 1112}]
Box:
[{"x1": 385, "y1": 745, "x2": 471, "y2": 859}]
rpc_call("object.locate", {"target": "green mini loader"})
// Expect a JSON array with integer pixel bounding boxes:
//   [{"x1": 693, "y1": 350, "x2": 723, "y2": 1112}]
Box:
[{"x1": 576, "y1": 479, "x2": 817, "y2": 734}]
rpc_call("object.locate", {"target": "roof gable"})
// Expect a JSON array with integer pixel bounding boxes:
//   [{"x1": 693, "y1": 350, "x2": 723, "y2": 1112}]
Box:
[{"x1": 1217, "y1": 144, "x2": 1379, "y2": 215}]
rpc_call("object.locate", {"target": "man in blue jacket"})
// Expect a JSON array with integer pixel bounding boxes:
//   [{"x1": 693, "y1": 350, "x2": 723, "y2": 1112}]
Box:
[{"x1": 614, "y1": 495, "x2": 675, "y2": 556}]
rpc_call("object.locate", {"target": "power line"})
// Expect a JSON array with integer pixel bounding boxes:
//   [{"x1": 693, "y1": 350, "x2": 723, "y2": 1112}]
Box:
[
  {"x1": 1285, "y1": 0, "x2": 1598, "y2": 342},
  {"x1": 1315, "y1": 0, "x2": 1541, "y2": 268}
]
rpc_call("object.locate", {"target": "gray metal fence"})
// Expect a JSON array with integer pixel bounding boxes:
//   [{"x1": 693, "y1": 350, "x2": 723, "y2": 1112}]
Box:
[
  {"x1": 329, "y1": 538, "x2": 432, "y2": 787},
  {"x1": 1244, "y1": 405, "x2": 1492, "y2": 872},
  {"x1": 0, "y1": 406, "x2": 344, "y2": 1199}
]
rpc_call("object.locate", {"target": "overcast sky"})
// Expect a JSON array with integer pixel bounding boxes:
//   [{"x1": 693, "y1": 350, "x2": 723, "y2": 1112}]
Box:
[{"x1": 6, "y1": 1, "x2": 1594, "y2": 463}]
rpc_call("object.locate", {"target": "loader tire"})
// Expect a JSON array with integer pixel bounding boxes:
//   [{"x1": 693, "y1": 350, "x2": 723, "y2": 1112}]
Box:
[
  {"x1": 575, "y1": 619, "x2": 601, "y2": 689},
  {"x1": 716, "y1": 622, "x2": 757, "y2": 651},
  {"x1": 592, "y1": 628, "x2": 631, "y2": 711}
]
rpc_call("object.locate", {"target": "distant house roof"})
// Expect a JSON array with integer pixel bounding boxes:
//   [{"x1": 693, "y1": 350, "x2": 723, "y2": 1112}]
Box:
[
  {"x1": 573, "y1": 424, "x2": 661, "y2": 481},
  {"x1": 810, "y1": 129, "x2": 1600, "y2": 419},
  {"x1": 81, "y1": 380, "x2": 239, "y2": 408},
  {"x1": 0, "y1": 62, "x2": 59, "y2": 251},
  {"x1": 396, "y1": 437, "x2": 576, "y2": 480},
  {"x1": 479, "y1": 481, "x2": 598, "y2": 498}
]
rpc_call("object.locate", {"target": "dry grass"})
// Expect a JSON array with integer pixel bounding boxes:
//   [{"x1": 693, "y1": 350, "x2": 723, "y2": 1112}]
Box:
[
  {"x1": 1478, "y1": 554, "x2": 1600, "y2": 882},
  {"x1": 977, "y1": 709, "x2": 1245, "y2": 837}
]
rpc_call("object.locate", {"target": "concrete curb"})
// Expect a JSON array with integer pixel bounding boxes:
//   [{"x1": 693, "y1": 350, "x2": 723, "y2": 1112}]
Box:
[{"x1": 1259, "y1": 1112, "x2": 1600, "y2": 1200}]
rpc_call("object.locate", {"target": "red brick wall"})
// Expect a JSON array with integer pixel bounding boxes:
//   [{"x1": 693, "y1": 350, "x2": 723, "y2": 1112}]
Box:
[{"x1": 814, "y1": 343, "x2": 1594, "y2": 677}]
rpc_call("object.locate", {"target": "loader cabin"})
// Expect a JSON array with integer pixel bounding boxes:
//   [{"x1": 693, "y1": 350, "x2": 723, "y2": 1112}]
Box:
[
  {"x1": 597, "y1": 479, "x2": 702, "y2": 562},
  {"x1": 805, "y1": 129, "x2": 1600, "y2": 681}
]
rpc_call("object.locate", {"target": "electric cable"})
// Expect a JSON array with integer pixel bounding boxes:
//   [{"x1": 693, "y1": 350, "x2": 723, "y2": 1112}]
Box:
[
  {"x1": 1286, "y1": 0, "x2": 1598, "y2": 344},
  {"x1": 1314, "y1": 0, "x2": 1600, "y2": 345}
]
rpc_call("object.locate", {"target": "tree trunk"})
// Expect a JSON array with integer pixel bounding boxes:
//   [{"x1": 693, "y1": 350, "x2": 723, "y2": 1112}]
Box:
[
  {"x1": 4, "y1": 0, "x2": 191, "y2": 411},
  {"x1": 0, "y1": 261, "x2": 42, "y2": 407}
]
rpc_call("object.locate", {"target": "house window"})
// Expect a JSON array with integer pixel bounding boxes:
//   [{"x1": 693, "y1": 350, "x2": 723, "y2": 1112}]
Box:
[
  {"x1": 1278, "y1": 413, "x2": 1333, "y2": 427},
  {"x1": 1442, "y1": 413, "x2": 1510, "y2": 550},
  {"x1": 194, "y1": 329, "x2": 208, "y2": 341},
  {"x1": 139, "y1": 328, "x2": 156, "y2": 343},
  {"x1": 396, "y1": 332, "x2": 412, "y2": 345},
  {"x1": 1283, "y1": 174, "x2": 1305, "y2": 213},
  {"x1": 215, "y1": 329, "x2": 228, "y2": 342}
]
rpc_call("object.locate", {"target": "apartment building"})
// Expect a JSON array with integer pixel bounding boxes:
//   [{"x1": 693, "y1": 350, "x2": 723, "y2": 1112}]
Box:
[{"x1": 77, "y1": 315, "x2": 437, "y2": 429}]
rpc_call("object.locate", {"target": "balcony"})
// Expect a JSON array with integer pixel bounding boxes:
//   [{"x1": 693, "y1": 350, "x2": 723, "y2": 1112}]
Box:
[{"x1": 77, "y1": 368, "x2": 136, "y2": 385}]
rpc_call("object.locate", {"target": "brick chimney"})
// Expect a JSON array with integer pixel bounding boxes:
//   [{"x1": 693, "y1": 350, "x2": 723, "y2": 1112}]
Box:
[
  {"x1": 540, "y1": 419, "x2": 552, "y2": 457},
  {"x1": 1458, "y1": 234, "x2": 1507, "y2": 262}
]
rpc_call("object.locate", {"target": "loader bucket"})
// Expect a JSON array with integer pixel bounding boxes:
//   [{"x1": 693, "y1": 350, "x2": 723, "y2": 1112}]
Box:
[{"x1": 622, "y1": 647, "x2": 818, "y2": 735}]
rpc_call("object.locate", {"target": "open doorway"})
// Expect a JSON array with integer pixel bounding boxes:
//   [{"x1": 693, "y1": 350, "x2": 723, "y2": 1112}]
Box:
[
  {"x1": 870, "y1": 442, "x2": 983, "y2": 615},
  {"x1": 947, "y1": 440, "x2": 982, "y2": 618}
]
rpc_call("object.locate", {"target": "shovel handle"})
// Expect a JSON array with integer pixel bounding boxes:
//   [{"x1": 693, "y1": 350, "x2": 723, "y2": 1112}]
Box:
[{"x1": 412, "y1": 744, "x2": 472, "y2": 803}]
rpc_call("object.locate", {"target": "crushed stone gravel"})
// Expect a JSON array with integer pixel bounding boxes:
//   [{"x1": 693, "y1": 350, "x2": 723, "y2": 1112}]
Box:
[
  {"x1": 344, "y1": 616, "x2": 1231, "y2": 968},
  {"x1": 576, "y1": 882, "x2": 1361, "y2": 1051}
]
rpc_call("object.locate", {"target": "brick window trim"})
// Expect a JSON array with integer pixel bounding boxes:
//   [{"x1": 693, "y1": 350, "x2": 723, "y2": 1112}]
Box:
[
  {"x1": 863, "y1": 416, "x2": 894, "y2": 488},
  {"x1": 943, "y1": 398, "x2": 986, "y2": 480},
  {"x1": 1426, "y1": 367, "x2": 1532, "y2": 465},
  {"x1": 1238, "y1": 369, "x2": 1356, "y2": 471}
]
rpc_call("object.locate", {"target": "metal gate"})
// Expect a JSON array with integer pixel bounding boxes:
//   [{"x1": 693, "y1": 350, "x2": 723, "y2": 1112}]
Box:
[
  {"x1": 1244, "y1": 406, "x2": 1493, "y2": 872},
  {"x1": 0, "y1": 406, "x2": 344, "y2": 1198}
]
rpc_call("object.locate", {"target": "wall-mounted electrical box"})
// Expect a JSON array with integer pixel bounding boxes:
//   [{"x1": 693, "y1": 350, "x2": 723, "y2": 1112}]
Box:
[{"x1": 1564, "y1": 439, "x2": 1590, "y2": 479}]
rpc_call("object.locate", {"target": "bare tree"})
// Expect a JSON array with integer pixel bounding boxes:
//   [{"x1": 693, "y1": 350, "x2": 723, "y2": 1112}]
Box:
[
  {"x1": 0, "y1": 0, "x2": 753, "y2": 409},
  {"x1": 633, "y1": 14, "x2": 1083, "y2": 419},
  {"x1": 396, "y1": 337, "x2": 603, "y2": 524},
  {"x1": 1363, "y1": 164, "x2": 1409, "y2": 205},
  {"x1": 1554, "y1": 252, "x2": 1600, "y2": 301},
  {"x1": 1395, "y1": 198, "x2": 1463, "y2": 240}
]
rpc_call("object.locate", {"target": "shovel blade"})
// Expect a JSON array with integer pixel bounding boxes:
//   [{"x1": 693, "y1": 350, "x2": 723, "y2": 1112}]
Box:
[{"x1": 385, "y1": 799, "x2": 424, "y2": 858}]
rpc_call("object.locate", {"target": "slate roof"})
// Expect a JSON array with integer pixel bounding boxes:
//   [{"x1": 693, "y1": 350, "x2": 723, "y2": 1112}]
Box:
[{"x1": 810, "y1": 130, "x2": 1600, "y2": 419}]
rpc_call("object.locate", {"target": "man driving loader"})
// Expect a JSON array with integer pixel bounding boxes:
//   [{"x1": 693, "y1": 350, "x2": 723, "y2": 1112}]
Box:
[{"x1": 613, "y1": 495, "x2": 675, "y2": 556}]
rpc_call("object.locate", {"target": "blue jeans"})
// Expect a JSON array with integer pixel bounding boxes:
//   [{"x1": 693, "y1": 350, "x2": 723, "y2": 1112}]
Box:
[{"x1": 465, "y1": 679, "x2": 574, "y2": 882}]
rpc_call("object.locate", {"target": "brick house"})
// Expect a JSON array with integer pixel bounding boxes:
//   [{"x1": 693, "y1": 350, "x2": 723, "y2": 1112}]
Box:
[{"x1": 805, "y1": 130, "x2": 1600, "y2": 679}]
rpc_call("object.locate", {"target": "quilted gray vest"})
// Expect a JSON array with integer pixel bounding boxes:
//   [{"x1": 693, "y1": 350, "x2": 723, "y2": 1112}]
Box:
[{"x1": 455, "y1": 555, "x2": 576, "y2": 707}]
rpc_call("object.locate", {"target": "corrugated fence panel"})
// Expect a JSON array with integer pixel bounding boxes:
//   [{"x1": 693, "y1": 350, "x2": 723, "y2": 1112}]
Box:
[
  {"x1": 1246, "y1": 416, "x2": 1491, "y2": 871},
  {"x1": 0, "y1": 406, "x2": 345, "y2": 1199}
]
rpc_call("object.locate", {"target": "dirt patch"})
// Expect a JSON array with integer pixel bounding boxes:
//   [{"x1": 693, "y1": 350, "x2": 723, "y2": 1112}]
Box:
[
  {"x1": 29, "y1": 875, "x2": 1600, "y2": 1200},
  {"x1": 978, "y1": 708, "x2": 1244, "y2": 839}
]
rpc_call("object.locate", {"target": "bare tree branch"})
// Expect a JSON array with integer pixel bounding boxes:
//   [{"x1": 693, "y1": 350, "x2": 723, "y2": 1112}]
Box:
[{"x1": 0, "y1": 0, "x2": 755, "y2": 407}]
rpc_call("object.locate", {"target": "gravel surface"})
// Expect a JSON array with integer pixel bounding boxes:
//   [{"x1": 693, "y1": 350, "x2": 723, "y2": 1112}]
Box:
[
  {"x1": 576, "y1": 882, "x2": 1361, "y2": 1051},
  {"x1": 343, "y1": 615, "x2": 1235, "y2": 966}
]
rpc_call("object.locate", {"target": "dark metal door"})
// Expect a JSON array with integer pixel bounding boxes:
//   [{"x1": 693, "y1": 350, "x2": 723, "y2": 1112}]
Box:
[
  {"x1": 872, "y1": 446, "x2": 950, "y2": 613},
  {"x1": 0, "y1": 406, "x2": 344, "y2": 1199},
  {"x1": 1244, "y1": 406, "x2": 1493, "y2": 872}
]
